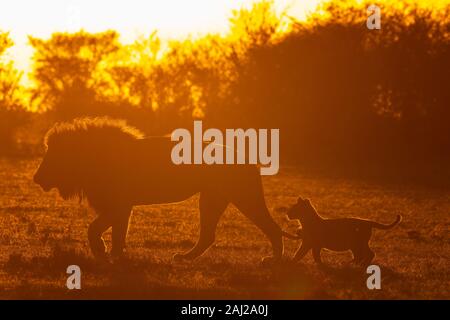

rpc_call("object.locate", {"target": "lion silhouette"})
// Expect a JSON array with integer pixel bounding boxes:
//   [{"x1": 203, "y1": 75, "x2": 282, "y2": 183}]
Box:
[{"x1": 34, "y1": 117, "x2": 294, "y2": 263}]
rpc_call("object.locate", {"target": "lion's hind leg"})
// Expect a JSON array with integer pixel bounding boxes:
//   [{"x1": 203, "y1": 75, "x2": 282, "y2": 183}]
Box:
[
  {"x1": 173, "y1": 192, "x2": 228, "y2": 261},
  {"x1": 88, "y1": 215, "x2": 112, "y2": 260},
  {"x1": 111, "y1": 207, "x2": 132, "y2": 259},
  {"x1": 231, "y1": 197, "x2": 283, "y2": 265}
]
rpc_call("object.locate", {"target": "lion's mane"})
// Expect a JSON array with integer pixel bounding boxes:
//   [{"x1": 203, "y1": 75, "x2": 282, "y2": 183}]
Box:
[{"x1": 43, "y1": 117, "x2": 144, "y2": 205}]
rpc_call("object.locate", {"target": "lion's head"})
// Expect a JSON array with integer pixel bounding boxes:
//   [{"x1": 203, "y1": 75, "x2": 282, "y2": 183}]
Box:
[{"x1": 33, "y1": 117, "x2": 144, "y2": 200}]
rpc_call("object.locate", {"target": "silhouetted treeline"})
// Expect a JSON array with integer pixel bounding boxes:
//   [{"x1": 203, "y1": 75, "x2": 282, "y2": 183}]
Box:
[
  {"x1": 0, "y1": 0, "x2": 449, "y2": 183},
  {"x1": 0, "y1": 32, "x2": 29, "y2": 154}
]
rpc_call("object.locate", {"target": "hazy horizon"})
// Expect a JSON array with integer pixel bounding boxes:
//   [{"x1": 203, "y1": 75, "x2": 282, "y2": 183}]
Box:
[{"x1": 0, "y1": 0, "x2": 321, "y2": 79}]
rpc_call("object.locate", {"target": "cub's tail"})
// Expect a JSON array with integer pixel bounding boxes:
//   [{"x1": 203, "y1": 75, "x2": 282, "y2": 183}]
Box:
[{"x1": 371, "y1": 215, "x2": 402, "y2": 230}]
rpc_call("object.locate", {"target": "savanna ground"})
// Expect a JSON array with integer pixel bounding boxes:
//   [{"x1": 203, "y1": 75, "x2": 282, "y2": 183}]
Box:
[{"x1": 0, "y1": 158, "x2": 448, "y2": 299}]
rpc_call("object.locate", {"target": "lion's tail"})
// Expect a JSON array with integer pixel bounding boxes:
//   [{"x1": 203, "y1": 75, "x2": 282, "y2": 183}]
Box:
[
  {"x1": 371, "y1": 215, "x2": 402, "y2": 230},
  {"x1": 282, "y1": 230, "x2": 301, "y2": 240}
]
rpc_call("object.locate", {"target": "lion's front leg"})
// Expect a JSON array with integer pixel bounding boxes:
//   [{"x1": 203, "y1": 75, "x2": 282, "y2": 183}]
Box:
[
  {"x1": 88, "y1": 215, "x2": 112, "y2": 260},
  {"x1": 111, "y1": 209, "x2": 132, "y2": 259}
]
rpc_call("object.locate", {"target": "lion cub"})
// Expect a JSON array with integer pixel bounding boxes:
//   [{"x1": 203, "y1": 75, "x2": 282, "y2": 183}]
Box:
[{"x1": 287, "y1": 197, "x2": 401, "y2": 266}]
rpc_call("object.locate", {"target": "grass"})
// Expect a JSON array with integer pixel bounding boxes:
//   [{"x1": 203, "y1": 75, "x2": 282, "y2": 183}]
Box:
[{"x1": 0, "y1": 158, "x2": 448, "y2": 299}]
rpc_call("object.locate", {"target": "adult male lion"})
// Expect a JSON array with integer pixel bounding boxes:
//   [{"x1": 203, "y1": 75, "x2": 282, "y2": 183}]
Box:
[{"x1": 34, "y1": 118, "x2": 290, "y2": 263}]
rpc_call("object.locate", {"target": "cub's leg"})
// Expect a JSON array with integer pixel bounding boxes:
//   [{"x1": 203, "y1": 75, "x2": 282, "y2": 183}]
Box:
[
  {"x1": 173, "y1": 192, "x2": 228, "y2": 261},
  {"x1": 111, "y1": 207, "x2": 132, "y2": 258},
  {"x1": 351, "y1": 246, "x2": 364, "y2": 264},
  {"x1": 312, "y1": 247, "x2": 323, "y2": 265},
  {"x1": 293, "y1": 243, "x2": 311, "y2": 261},
  {"x1": 361, "y1": 244, "x2": 375, "y2": 266},
  {"x1": 363, "y1": 252, "x2": 375, "y2": 266},
  {"x1": 88, "y1": 215, "x2": 112, "y2": 259}
]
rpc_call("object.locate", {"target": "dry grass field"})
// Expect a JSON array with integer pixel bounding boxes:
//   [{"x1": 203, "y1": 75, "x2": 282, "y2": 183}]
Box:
[{"x1": 0, "y1": 158, "x2": 448, "y2": 299}]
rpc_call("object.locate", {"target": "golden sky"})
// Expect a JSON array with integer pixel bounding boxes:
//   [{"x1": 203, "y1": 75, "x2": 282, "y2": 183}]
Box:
[
  {"x1": 1, "y1": 0, "x2": 447, "y2": 76},
  {"x1": 0, "y1": 0, "x2": 321, "y2": 74}
]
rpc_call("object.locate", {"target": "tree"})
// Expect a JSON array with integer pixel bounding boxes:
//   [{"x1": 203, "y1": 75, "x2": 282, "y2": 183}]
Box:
[
  {"x1": 0, "y1": 31, "x2": 28, "y2": 155},
  {"x1": 28, "y1": 30, "x2": 120, "y2": 119}
]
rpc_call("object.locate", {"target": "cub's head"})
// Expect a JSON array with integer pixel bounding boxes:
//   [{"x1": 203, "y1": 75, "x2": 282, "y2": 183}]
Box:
[{"x1": 286, "y1": 197, "x2": 317, "y2": 221}]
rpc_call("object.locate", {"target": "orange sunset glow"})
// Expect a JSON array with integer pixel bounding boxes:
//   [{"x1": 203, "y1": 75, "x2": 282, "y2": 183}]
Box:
[
  {"x1": 1, "y1": 0, "x2": 320, "y2": 77},
  {"x1": 0, "y1": 0, "x2": 448, "y2": 301}
]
